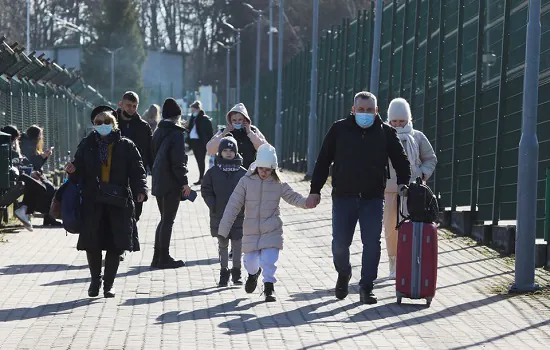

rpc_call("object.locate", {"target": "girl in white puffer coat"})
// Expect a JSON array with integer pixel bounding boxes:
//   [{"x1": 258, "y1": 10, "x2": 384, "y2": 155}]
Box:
[
  {"x1": 384, "y1": 98, "x2": 437, "y2": 279},
  {"x1": 218, "y1": 144, "x2": 313, "y2": 302}
]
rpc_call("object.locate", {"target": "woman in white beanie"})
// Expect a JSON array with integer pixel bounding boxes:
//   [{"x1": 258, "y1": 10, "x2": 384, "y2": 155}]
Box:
[
  {"x1": 384, "y1": 97, "x2": 437, "y2": 279},
  {"x1": 217, "y1": 144, "x2": 313, "y2": 302}
]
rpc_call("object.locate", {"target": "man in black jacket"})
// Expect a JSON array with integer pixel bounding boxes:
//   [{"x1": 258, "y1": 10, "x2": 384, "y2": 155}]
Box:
[
  {"x1": 306, "y1": 91, "x2": 411, "y2": 305},
  {"x1": 116, "y1": 91, "x2": 153, "y2": 222},
  {"x1": 187, "y1": 100, "x2": 214, "y2": 185}
]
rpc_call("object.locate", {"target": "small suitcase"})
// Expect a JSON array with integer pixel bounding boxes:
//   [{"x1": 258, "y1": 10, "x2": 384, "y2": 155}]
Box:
[{"x1": 395, "y1": 219, "x2": 438, "y2": 306}]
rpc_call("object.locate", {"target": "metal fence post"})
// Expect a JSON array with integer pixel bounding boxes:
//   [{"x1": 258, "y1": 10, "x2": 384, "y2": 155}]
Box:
[
  {"x1": 512, "y1": 0, "x2": 542, "y2": 293},
  {"x1": 306, "y1": 0, "x2": 319, "y2": 178},
  {"x1": 274, "y1": 0, "x2": 284, "y2": 160}
]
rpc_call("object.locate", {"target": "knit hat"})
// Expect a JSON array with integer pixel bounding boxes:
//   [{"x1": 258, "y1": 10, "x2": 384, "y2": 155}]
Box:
[
  {"x1": 226, "y1": 103, "x2": 252, "y2": 124},
  {"x1": 387, "y1": 98, "x2": 412, "y2": 122},
  {"x1": 90, "y1": 105, "x2": 116, "y2": 122},
  {"x1": 162, "y1": 98, "x2": 182, "y2": 119},
  {"x1": 255, "y1": 144, "x2": 278, "y2": 169},
  {"x1": 218, "y1": 136, "x2": 238, "y2": 155}
]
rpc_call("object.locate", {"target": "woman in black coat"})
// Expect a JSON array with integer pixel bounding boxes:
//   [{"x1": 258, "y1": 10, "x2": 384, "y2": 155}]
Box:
[
  {"x1": 151, "y1": 98, "x2": 191, "y2": 269},
  {"x1": 65, "y1": 106, "x2": 148, "y2": 298},
  {"x1": 187, "y1": 100, "x2": 214, "y2": 185}
]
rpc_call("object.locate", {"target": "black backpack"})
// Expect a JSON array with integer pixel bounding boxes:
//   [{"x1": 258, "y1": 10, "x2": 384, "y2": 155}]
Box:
[{"x1": 398, "y1": 177, "x2": 439, "y2": 226}]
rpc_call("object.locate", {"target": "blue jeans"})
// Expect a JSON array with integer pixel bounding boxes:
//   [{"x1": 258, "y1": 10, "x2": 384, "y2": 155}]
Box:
[{"x1": 332, "y1": 196, "x2": 384, "y2": 289}]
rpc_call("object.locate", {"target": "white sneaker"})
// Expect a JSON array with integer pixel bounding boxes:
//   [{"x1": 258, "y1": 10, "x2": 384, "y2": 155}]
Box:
[
  {"x1": 15, "y1": 205, "x2": 33, "y2": 232},
  {"x1": 388, "y1": 256, "x2": 396, "y2": 280}
]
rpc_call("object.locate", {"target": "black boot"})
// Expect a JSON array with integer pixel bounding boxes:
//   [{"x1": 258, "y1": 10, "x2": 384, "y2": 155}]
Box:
[
  {"x1": 264, "y1": 282, "x2": 276, "y2": 302},
  {"x1": 335, "y1": 273, "x2": 352, "y2": 300},
  {"x1": 157, "y1": 249, "x2": 185, "y2": 269},
  {"x1": 150, "y1": 248, "x2": 160, "y2": 268},
  {"x1": 359, "y1": 286, "x2": 377, "y2": 305},
  {"x1": 231, "y1": 268, "x2": 243, "y2": 285},
  {"x1": 218, "y1": 268, "x2": 230, "y2": 287},
  {"x1": 86, "y1": 251, "x2": 102, "y2": 297},
  {"x1": 43, "y1": 214, "x2": 63, "y2": 227},
  {"x1": 245, "y1": 267, "x2": 262, "y2": 294},
  {"x1": 103, "y1": 251, "x2": 120, "y2": 298}
]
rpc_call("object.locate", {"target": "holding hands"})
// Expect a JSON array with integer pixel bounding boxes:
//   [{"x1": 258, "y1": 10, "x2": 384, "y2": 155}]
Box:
[{"x1": 306, "y1": 194, "x2": 321, "y2": 209}]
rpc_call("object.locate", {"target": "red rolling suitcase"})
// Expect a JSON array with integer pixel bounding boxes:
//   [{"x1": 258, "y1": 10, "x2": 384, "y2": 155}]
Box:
[{"x1": 395, "y1": 219, "x2": 438, "y2": 306}]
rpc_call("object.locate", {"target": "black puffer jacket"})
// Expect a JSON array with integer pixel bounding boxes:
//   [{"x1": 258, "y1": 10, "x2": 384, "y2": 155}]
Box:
[
  {"x1": 310, "y1": 114, "x2": 411, "y2": 199},
  {"x1": 151, "y1": 120, "x2": 189, "y2": 197},
  {"x1": 201, "y1": 156, "x2": 246, "y2": 239},
  {"x1": 116, "y1": 109, "x2": 154, "y2": 170},
  {"x1": 70, "y1": 130, "x2": 147, "y2": 252}
]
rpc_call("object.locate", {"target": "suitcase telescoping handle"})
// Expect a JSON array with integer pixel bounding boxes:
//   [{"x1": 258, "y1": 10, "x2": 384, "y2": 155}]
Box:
[{"x1": 395, "y1": 193, "x2": 409, "y2": 229}]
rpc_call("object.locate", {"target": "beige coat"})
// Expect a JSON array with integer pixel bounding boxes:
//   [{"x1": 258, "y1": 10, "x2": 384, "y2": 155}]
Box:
[
  {"x1": 218, "y1": 170, "x2": 308, "y2": 253},
  {"x1": 386, "y1": 129, "x2": 437, "y2": 193}
]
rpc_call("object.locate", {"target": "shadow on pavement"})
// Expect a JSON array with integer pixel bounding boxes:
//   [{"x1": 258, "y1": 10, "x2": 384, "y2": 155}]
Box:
[
  {"x1": 0, "y1": 264, "x2": 88, "y2": 275},
  {"x1": 41, "y1": 265, "x2": 152, "y2": 286},
  {"x1": 0, "y1": 299, "x2": 97, "y2": 322}
]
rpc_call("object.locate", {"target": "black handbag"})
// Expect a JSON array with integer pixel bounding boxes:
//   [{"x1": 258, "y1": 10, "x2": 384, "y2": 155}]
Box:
[{"x1": 96, "y1": 183, "x2": 129, "y2": 208}]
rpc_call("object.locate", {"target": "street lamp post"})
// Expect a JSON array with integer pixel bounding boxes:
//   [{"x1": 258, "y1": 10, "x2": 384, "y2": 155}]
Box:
[
  {"x1": 102, "y1": 47, "x2": 123, "y2": 103},
  {"x1": 269, "y1": 0, "x2": 274, "y2": 71},
  {"x1": 243, "y1": 2, "x2": 265, "y2": 126},
  {"x1": 216, "y1": 41, "x2": 236, "y2": 113},
  {"x1": 306, "y1": 0, "x2": 319, "y2": 178},
  {"x1": 223, "y1": 20, "x2": 254, "y2": 103},
  {"x1": 274, "y1": 0, "x2": 284, "y2": 161},
  {"x1": 26, "y1": 0, "x2": 31, "y2": 54}
]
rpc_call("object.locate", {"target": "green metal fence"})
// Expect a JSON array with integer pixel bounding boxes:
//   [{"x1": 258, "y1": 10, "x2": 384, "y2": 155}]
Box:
[
  {"x1": 0, "y1": 39, "x2": 109, "y2": 174},
  {"x1": 240, "y1": 0, "x2": 550, "y2": 239}
]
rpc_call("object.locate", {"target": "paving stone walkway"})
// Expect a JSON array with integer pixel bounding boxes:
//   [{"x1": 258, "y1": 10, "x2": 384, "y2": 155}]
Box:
[{"x1": 0, "y1": 157, "x2": 549, "y2": 349}]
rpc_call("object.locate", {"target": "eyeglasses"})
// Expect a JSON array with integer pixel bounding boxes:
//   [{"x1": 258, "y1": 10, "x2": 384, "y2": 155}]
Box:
[{"x1": 93, "y1": 119, "x2": 112, "y2": 126}]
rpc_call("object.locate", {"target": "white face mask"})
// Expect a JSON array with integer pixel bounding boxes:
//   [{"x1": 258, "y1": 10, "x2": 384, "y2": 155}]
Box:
[{"x1": 94, "y1": 124, "x2": 113, "y2": 136}]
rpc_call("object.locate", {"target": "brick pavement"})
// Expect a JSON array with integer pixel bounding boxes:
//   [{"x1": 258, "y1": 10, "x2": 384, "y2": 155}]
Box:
[{"x1": 0, "y1": 156, "x2": 549, "y2": 349}]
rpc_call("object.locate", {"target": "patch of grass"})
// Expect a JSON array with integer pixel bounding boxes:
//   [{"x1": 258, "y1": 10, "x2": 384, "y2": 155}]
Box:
[{"x1": 487, "y1": 276, "x2": 550, "y2": 297}]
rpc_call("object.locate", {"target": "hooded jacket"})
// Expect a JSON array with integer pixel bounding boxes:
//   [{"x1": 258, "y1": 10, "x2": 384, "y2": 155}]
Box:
[
  {"x1": 116, "y1": 109, "x2": 154, "y2": 170},
  {"x1": 218, "y1": 167, "x2": 308, "y2": 253},
  {"x1": 201, "y1": 155, "x2": 247, "y2": 239},
  {"x1": 206, "y1": 103, "x2": 267, "y2": 169},
  {"x1": 151, "y1": 120, "x2": 189, "y2": 196}
]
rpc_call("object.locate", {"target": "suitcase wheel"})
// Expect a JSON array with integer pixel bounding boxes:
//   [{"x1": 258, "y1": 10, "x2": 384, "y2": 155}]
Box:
[
  {"x1": 397, "y1": 297, "x2": 402, "y2": 305},
  {"x1": 426, "y1": 297, "x2": 432, "y2": 307}
]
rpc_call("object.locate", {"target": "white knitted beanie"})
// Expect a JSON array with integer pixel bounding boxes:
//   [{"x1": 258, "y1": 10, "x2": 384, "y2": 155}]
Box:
[
  {"x1": 255, "y1": 144, "x2": 278, "y2": 169},
  {"x1": 387, "y1": 98, "x2": 412, "y2": 122}
]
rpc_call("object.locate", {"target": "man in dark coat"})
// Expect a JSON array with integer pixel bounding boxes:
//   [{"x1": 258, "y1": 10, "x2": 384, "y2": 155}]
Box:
[
  {"x1": 67, "y1": 105, "x2": 148, "y2": 298},
  {"x1": 201, "y1": 136, "x2": 246, "y2": 286},
  {"x1": 187, "y1": 100, "x2": 214, "y2": 185},
  {"x1": 116, "y1": 91, "x2": 153, "y2": 222},
  {"x1": 306, "y1": 91, "x2": 411, "y2": 305}
]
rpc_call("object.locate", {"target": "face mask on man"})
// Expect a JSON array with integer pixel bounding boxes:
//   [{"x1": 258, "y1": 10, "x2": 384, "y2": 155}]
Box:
[
  {"x1": 94, "y1": 124, "x2": 113, "y2": 136},
  {"x1": 355, "y1": 113, "x2": 375, "y2": 128}
]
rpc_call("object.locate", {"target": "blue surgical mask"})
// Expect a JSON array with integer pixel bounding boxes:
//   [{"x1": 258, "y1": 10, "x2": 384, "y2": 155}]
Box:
[
  {"x1": 233, "y1": 123, "x2": 243, "y2": 130},
  {"x1": 192, "y1": 112, "x2": 198, "y2": 117},
  {"x1": 355, "y1": 113, "x2": 375, "y2": 128},
  {"x1": 94, "y1": 124, "x2": 113, "y2": 136}
]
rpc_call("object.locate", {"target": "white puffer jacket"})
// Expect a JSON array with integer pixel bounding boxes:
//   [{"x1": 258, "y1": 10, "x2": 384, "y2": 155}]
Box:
[
  {"x1": 218, "y1": 168, "x2": 308, "y2": 253},
  {"x1": 386, "y1": 129, "x2": 437, "y2": 193}
]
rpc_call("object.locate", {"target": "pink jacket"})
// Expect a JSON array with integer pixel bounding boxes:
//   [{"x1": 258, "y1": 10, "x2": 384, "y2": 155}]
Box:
[{"x1": 218, "y1": 169, "x2": 308, "y2": 253}]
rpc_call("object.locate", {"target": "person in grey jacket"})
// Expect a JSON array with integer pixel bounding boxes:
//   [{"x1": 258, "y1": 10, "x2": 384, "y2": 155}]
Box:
[
  {"x1": 151, "y1": 98, "x2": 191, "y2": 269},
  {"x1": 201, "y1": 136, "x2": 246, "y2": 287},
  {"x1": 384, "y1": 98, "x2": 437, "y2": 279}
]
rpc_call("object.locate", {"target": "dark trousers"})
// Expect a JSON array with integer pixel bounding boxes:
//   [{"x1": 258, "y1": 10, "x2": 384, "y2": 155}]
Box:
[
  {"x1": 190, "y1": 139, "x2": 207, "y2": 180},
  {"x1": 331, "y1": 196, "x2": 384, "y2": 290},
  {"x1": 155, "y1": 192, "x2": 181, "y2": 253},
  {"x1": 86, "y1": 249, "x2": 121, "y2": 288}
]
